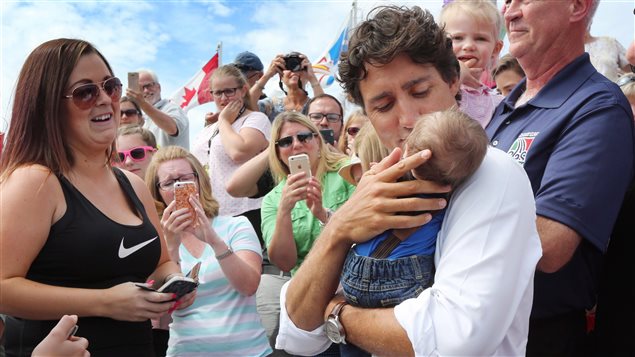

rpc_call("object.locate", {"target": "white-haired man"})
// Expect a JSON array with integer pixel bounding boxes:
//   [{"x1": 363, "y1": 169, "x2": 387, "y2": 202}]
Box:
[
  {"x1": 486, "y1": 0, "x2": 634, "y2": 355},
  {"x1": 127, "y1": 70, "x2": 189, "y2": 149}
]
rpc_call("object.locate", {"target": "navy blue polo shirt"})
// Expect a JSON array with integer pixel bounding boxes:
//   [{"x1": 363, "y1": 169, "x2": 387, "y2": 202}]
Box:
[{"x1": 486, "y1": 53, "x2": 635, "y2": 318}]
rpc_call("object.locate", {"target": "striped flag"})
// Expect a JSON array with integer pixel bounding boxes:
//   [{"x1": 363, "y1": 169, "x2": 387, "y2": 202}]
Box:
[{"x1": 312, "y1": 2, "x2": 356, "y2": 87}]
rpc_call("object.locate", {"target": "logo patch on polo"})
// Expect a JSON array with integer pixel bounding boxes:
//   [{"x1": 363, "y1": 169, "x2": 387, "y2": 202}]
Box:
[{"x1": 507, "y1": 132, "x2": 539, "y2": 166}]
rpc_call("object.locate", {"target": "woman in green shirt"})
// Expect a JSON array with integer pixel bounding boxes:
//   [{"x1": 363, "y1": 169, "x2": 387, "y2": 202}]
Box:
[{"x1": 261, "y1": 111, "x2": 355, "y2": 275}]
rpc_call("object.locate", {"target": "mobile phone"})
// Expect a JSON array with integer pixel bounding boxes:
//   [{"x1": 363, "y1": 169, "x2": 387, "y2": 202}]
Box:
[
  {"x1": 174, "y1": 181, "x2": 197, "y2": 219},
  {"x1": 67, "y1": 324, "x2": 79, "y2": 339},
  {"x1": 157, "y1": 276, "x2": 199, "y2": 299},
  {"x1": 135, "y1": 276, "x2": 199, "y2": 300},
  {"x1": 289, "y1": 154, "x2": 311, "y2": 177},
  {"x1": 127, "y1": 72, "x2": 140, "y2": 91},
  {"x1": 320, "y1": 129, "x2": 335, "y2": 145}
]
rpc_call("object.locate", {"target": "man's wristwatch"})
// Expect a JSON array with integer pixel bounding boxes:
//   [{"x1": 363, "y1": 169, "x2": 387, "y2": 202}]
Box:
[{"x1": 325, "y1": 301, "x2": 348, "y2": 344}]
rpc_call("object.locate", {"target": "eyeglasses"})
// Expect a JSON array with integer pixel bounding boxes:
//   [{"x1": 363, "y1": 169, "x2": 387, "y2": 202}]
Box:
[
  {"x1": 117, "y1": 146, "x2": 156, "y2": 163},
  {"x1": 617, "y1": 75, "x2": 635, "y2": 87},
  {"x1": 157, "y1": 172, "x2": 199, "y2": 191},
  {"x1": 63, "y1": 77, "x2": 122, "y2": 110},
  {"x1": 121, "y1": 109, "x2": 140, "y2": 117},
  {"x1": 210, "y1": 87, "x2": 240, "y2": 98},
  {"x1": 346, "y1": 127, "x2": 361, "y2": 136},
  {"x1": 276, "y1": 131, "x2": 317, "y2": 148},
  {"x1": 141, "y1": 82, "x2": 156, "y2": 91},
  {"x1": 308, "y1": 113, "x2": 342, "y2": 123}
]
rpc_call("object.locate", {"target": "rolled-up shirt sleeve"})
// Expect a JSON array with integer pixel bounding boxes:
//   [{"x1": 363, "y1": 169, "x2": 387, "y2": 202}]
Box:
[{"x1": 276, "y1": 281, "x2": 333, "y2": 356}]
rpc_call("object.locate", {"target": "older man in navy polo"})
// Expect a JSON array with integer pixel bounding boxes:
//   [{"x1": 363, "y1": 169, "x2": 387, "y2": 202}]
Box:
[{"x1": 486, "y1": 0, "x2": 635, "y2": 355}]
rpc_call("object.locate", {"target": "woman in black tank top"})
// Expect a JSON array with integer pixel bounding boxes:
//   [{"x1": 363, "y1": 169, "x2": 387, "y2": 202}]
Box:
[{"x1": 0, "y1": 39, "x2": 194, "y2": 357}]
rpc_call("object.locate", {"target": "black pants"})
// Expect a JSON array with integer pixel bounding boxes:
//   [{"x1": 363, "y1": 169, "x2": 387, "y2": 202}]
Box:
[{"x1": 527, "y1": 310, "x2": 588, "y2": 357}]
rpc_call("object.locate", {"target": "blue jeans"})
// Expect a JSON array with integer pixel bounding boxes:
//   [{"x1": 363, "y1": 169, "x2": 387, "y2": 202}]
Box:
[
  {"x1": 339, "y1": 250, "x2": 434, "y2": 357},
  {"x1": 340, "y1": 250, "x2": 434, "y2": 308}
]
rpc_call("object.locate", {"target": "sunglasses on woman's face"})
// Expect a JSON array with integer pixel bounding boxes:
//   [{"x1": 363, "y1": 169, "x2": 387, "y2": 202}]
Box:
[
  {"x1": 346, "y1": 127, "x2": 361, "y2": 136},
  {"x1": 276, "y1": 131, "x2": 317, "y2": 148},
  {"x1": 117, "y1": 146, "x2": 156, "y2": 162},
  {"x1": 63, "y1": 77, "x2": 122, "y2": 110},
  {"x1": 121, "y1": 109, "x2": 140, "y2": 117}
]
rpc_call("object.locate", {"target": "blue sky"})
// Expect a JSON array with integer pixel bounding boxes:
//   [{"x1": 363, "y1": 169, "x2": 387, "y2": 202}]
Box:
[{"x1": 1, "y1": 0, "x2": 634, "y2": 141}]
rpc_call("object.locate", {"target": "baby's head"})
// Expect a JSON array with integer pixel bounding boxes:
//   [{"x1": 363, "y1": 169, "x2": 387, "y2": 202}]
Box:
[
  {"x1": 440, "y1": 0, "x2": 503, "y2": 71},
  {"x1": 405, "y1": 109, "x2": 489, "y2": 188}
]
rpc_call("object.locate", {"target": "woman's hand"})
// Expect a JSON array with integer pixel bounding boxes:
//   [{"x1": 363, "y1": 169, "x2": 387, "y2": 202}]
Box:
[
  {"x1": 161, "y1": 201, "x2": 192, "y2": 256},
  {"x1": 280, "y1": 172, "x2": 311, "y2": 212},
  {"x1": 104, "y1": 282, "x2": 175, "y2": 322},
  {"x1": 305, "y1": 177, "x2": 328, "y2": 223},
  {"x1": 219, "y1": 99, "x2": 243, "y2": 125},
  {"x1": 184, "y1": 195, "x2": 220, "y2": 246},
  {"x1": 32, "y1": 315, "x2": 90, "y2": 357},
  {"x1": 170, "y1": 289, "x2": 197, "y2": 313},
  {"x1": 266, "y1": 54, "x2": 285, "y2": 78},
  {"x1": 300, "y1": 54, "x2": 317, "y2": 81}
]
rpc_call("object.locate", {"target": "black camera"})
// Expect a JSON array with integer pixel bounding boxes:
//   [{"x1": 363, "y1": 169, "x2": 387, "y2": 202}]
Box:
[{"x1": 284, "y1": 53, "x2": 304, "y2": 72}]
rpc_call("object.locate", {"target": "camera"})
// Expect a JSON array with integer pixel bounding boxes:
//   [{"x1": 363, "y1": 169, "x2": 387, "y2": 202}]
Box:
[{"x1": 284, "y1": 53, "x2": 304, "y2": 72}]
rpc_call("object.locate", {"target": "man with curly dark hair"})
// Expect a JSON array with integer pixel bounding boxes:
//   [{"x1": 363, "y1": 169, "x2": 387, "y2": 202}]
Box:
[{"x1": 277, "y1": 6, "x2": 541, "y2": 356}]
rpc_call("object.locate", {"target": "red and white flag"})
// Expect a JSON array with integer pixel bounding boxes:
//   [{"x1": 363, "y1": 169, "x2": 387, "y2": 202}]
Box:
[{"x1": 170, "y1": 51, "x2": 219, "y2": 112}]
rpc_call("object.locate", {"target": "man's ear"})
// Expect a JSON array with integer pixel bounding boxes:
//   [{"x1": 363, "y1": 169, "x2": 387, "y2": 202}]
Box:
[{"x1": 570, "y1": 0, "x2": 591, "y2": 24}]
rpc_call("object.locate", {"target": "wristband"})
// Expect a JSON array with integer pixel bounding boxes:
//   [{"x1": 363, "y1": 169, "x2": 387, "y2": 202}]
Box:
[{"x1": 215, "y1": 247, "x2": 233, "y2": 260}]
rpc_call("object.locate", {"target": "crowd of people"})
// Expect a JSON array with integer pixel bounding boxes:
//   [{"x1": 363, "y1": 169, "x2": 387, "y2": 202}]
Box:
[{"x1": 1, "y1": 0, "x2": 635, "y2": 356}]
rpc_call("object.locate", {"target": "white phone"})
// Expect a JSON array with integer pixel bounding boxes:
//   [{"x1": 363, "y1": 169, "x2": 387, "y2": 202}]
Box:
[{"x1": 289, "y1": 154, "x2": 311, "y2": 177}]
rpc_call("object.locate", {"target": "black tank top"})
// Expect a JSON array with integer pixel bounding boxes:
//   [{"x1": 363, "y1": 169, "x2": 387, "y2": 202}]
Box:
[{"x1": 5, "y1": 168, "x2": 160, "y2": 357}]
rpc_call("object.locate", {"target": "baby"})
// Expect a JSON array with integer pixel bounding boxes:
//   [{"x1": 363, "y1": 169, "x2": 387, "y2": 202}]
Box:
[
  {"x1": 440, "y1": 0, "x2": 504, "y2": 127},
  {"x1": 341, "y1": 108, "x2": 489, "y2": 310}
]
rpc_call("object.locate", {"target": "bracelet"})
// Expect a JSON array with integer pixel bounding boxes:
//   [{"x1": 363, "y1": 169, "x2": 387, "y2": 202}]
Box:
[
  {"x1": 215, "y1": 247, "x2": 233, "y2": 260},
  {"x1": 319, "y1": 208, "x2": 335, "y2": 227}
]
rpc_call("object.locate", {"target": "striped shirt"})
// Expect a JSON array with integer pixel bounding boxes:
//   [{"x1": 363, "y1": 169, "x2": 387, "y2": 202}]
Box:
[{"x1": 167, "y1": 215, "x2": 272, "y2": 357}]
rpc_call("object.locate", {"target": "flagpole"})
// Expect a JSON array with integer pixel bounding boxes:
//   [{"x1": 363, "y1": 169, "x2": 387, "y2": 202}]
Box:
[{"x1": 217, "y1": 42, "x2": 222, "y2": 66}]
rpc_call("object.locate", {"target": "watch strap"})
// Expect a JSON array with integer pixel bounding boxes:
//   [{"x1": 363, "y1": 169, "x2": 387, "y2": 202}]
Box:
[{"x1": 330, "y1": 301, "x2": 348, "y2": 319}]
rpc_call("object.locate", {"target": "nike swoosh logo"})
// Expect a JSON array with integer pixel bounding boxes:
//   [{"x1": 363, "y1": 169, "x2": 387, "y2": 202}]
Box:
[{"x1": 118, "y1": 236, "x2": 158, "y2": 259}]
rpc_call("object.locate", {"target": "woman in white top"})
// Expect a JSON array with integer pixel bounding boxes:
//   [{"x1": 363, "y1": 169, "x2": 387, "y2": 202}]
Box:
[{"x1": 207, "y1": 65, "x2": 271, "y2": 245}]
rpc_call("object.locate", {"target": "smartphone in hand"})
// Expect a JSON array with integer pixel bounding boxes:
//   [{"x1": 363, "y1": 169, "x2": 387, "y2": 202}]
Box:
[
  {"x1": 174, "y1": 181, "x2": 197, "y2": 220},
  {"x1": 289, "y1": 154, "x2": 311, "y2": 178},
  {"x1": 135, "y1": 276, "x2": 198, "y2": 300},
  {"x1": 127, "y1": 72, "x2": 139, "y2": 92},
  {"x1": 320, "y1": 129, "x2": 335, "y2": 145}
]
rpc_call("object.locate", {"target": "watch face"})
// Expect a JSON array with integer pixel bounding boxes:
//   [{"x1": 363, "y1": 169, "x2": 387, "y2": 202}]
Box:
[{"x1": 325, "y1": 319, "x2": 345, "y2": 344}]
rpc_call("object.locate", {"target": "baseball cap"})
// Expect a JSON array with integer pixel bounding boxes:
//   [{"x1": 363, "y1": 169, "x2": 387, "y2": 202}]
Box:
[{"x1": 234, "y1": 51, "x2": 264, "y2": 73}]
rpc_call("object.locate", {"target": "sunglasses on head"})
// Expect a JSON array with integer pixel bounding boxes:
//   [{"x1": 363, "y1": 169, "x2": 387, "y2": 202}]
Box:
[
  {"x1": 346, "y1": 127, "x2": 361, "y2": 136},
  {"x1": 117, "y1": 146, "x2": 156, "y2": 162},
  {"x1": 121, "y1": 109, "x2": 140, "y2": 117},
  {"x1": 63, "y1": 77, "x2": 122, "y2": 110},
  {"x1": 276, "y1": 131, "x2": 317, "y2": 148}
]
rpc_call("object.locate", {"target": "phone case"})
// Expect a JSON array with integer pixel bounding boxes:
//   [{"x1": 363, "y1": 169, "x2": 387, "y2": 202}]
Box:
[
  {"x1": 289, "y1": 154, "x2": 311, "y2": 177},
  {"x1": 157, "y1": 276, "x2": 199, "y2": 299},
  {"x1": 320, "y1": 129, "x2": 335, "y2": 145},
  {"x1": 174, "y1": 181, "x2": 197, "y2": 220},
  {"x1": 127, "y1": 72, "x2": 139, "y2": 91}
]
